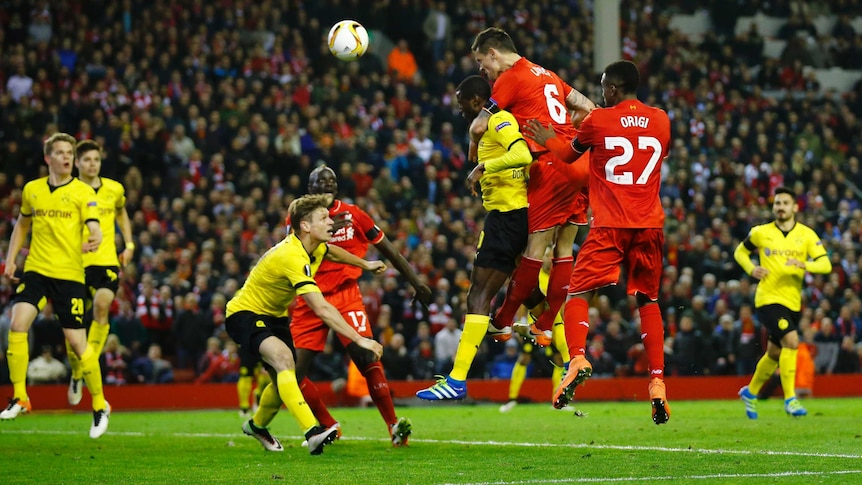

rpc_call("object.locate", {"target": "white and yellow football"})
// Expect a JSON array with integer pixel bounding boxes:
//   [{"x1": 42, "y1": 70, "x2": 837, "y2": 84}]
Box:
[{"x1": 327, "y1": 20, "x2": 369, "y2": 61}]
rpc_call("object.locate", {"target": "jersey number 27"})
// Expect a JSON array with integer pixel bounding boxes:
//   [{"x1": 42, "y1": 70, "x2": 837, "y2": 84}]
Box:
[{"x1": 604, "y1": 136, "x2": 663, "y2": 185}]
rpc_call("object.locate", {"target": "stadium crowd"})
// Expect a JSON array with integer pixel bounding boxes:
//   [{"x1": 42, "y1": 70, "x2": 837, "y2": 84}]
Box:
[{"x1": 1, "y1": 0, "x2": 861, "y2": 389}]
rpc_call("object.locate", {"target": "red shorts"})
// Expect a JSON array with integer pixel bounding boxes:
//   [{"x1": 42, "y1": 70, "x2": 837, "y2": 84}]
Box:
[
  {"x1": 568, "y1": 227, "x2": 664, "y2": 300},
  {"x1": 291, "y1": 284, "x2": 370, "y2": 352},
  {"x1": 570, "y1": 188, "x2": 589, "y2": 225},
  {"x1": 527, "y1": 151, "x2": 589, "y2": 232}
]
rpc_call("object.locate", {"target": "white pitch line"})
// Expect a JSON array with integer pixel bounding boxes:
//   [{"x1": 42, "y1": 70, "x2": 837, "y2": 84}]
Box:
[
  {"x1": 443, "y1": 470, "x2": 862, "y2": 485},
  {"x1": 2, "y1": 429, "x2": 861, "y2": 461}
]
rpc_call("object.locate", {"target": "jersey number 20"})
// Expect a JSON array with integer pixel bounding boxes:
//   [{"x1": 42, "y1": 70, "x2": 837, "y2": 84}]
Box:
[{"x1": 604, "y1": 136, "x2": 663, "y2": 185}]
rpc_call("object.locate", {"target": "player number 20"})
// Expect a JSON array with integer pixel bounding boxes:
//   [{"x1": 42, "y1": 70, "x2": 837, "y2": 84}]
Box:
[
  {"x1": 603, "y1": 136, "x2": 663, "y2": 185},
  {"x1": 346, "y1": 310, "x2": 367, "y2": 333}
]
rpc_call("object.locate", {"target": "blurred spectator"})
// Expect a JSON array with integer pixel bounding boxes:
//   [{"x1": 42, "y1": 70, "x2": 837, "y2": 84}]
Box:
[
  {"x1": 101, "y1": 334, "x2": 130, "y2": 386},
  {"x1": 711, "y1": 314, "x2": 740, "y2": 375},
  {"x1": 195, "y1": 340, "x2": 240, "y2": 384},
  {"x1": 586, "y1": 336, "x2": 617, "y2": 378},
  {"x1": 434, "y1": 318, "x2": 461, "y2": 374},
  {"x1": 410, "y1": 339, "x2": 436, "y2": 380},
  {"x1": 27, "y1": 346, "x2": 67, "y2": 384},
  {"x1": 423, "y1": 2, "x2": 452, "y2": 62},
  {"x1": 381, "y1": 333, "x2": 413, "y2": 380},
  {"x1": 672, "y1": 314, "x2": 711, "y2": 376},
  {"x1": 387, "y1": 39, "x2": 418, "y2": 84},
  {"x1": 814, "y1": 318, "x2": 841, "y2": 374},
  {"x1": 173, "y1": 293, "x2": 213, "y2": 370},
  {"x1": 489, "y1": 339, "x2": 520, "y2": 379},
  {"x1": 131, "y1": 344, "x2": 174, "y2": 384}
]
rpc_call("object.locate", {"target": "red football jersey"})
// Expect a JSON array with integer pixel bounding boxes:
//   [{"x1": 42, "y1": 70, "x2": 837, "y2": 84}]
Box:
[
  {"x1": 492, "y1": 58, "x2": 578, "y2": 154},
  {"x1": 576, "y1": 99, "x2": 670, "y2": 228},
  {"x1": 315, "y1": 199, "x2": 385, "y2": 292}
]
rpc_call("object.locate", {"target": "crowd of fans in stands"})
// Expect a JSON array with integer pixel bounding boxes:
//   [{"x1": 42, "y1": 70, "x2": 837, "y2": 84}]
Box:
[{"x1": 1, "y1": 0, "x2": 861, "y2": 388}]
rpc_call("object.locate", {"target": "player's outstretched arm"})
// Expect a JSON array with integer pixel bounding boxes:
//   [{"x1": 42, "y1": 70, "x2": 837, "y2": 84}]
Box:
[
  {"x1": 4, "y1": 214, "x2": 32, "y2": 281},
  {"x1": 733, "y1": 239, "x2": 767, "y2": 280},
  {"x1": 374, "y1": 235, "x2": 433, "y2": 308},
  {"x1": 84, "y1": 220, "x2": 103, "y2": 253},
  {"x1": 117, "y1": 207, "x2": 135, "y2": 265},
  {"x1": 565, "y1": 89, "x2": 596, "y2": 127},
  {"x1": 325, "y1": 244, "x2": 387, "y2": 274},
  {"x1": 522, "y1": 120, "x2": 580, "y2": 163},
  {"x1": 302, "y1": 292, "x2": 383, "y2": 360},
  {"x1": 470, "y1": 110, "x2": 491, "y2": 144}
]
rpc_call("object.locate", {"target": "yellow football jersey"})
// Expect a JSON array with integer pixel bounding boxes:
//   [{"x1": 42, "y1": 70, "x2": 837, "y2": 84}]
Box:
[
  {"x1": 83, "y1": 177, "x2": 127, "y2": 267},
  {"x1": 226, "y1": 233, "x2": 327, "y2": 318},
  {"x1": 477, "y1": 110, "x2": 529, "y2": 212},
  {"x1": 20, "y1": 177, "x2": 98, "y2": 283},
  {"x1": 746, "y1": 221, "x2": 828, "y2": 311}
]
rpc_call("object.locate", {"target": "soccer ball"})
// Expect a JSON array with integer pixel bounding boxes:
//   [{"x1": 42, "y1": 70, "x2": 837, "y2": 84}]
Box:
[{"x1": 327, "y1": 20, "x2": 369, "y2": 61}]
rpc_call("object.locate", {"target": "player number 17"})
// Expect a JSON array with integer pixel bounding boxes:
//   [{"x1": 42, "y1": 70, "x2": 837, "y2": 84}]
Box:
[
  {"x1": 346, "y1": 310, "x2": 367, "y2": 333},
  {"x1": 603, "y1": 136, "x2": 663, "y2": 185}
]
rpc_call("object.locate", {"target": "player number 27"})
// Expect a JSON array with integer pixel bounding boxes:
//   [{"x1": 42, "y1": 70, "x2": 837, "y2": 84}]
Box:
[
  {"x1": 346, "y1": 310, "x2": 367, "y2": 333},
  {"x1": 604, "y1": 136, "x2": 663, "y2": 185}
]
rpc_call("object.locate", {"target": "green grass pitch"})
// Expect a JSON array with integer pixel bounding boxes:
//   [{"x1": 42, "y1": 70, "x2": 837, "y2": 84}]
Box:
[{"x1": 1, "y1": 398, "x2": 861, "y2": 484}]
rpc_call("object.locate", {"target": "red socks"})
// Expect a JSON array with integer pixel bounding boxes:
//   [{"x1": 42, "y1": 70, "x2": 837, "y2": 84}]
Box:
[
  {"x1": 494, "y1": 257, "x2": 543, "y2": 328},
  {"x1": 300, "y1": 377, "x2": 337, "y2": 427},
  {"x1": 362, "y1": 362, "x2": 397, "y2": 426},
  {"x1": 563, "y1": 297, "x2": 590, "y2": 357},
  {"x1": 638, "y1": 303, "x2": 666, "y2": 380},
  {"x1": 534, "y1": 256, "x2": 574, "y2": 332}
]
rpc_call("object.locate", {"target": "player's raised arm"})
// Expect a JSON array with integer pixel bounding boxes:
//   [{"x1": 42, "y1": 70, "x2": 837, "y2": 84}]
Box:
[
  {"x1": 373, "y1": 236, "x2": 433, "y2": 308},
  {"x1": 324, "y1": 243, "x2": 386, "y2": 275},
  {"x1": 301, "y1": 291, "x2": 383, "y2": 360},
  {"x1": 565, "y1": 88, "x2": 596, "y2": 127},
  {"x1": 522, "y1": 120, "x2": 581, "y2": 163}
]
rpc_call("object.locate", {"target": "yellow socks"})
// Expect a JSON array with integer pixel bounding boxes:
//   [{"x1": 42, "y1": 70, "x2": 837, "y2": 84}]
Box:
[
  {"x1": 748, "y1": 355, "x2": 779, "y2": 395},
  {"x1": 88, "y1": 322, "x2": 110, "y2": 355},
  {"x1": 252, "y1": 382, "x2": 281, "y2": 428},
  {"x1": 275, "y1": 369, "x2": 317, "y2": 431},
  {"x1": 66, "y1": 340, "x2": 83, "y2": 380},
  {"x1": 450, "y1": 314, "x2": 489, "y2": 381},
  {"x1": 553, "y1": 322, "x2": 569, "y2": 361},
  {"x1": 508, "y1": 360, "x2": 527, "y2": 401},
  {"x1": 80, "y1": 343, "x2": 106, "y2": 411},
  {"x1": 237, "y1": 375, "x2": 253, "y2": 410},
  {"x1": 779, "y1": 347, "x2": 799, "y2": 400},
  {"x1": 7, "y1": 331, "x2": 29, "y2": 401}
]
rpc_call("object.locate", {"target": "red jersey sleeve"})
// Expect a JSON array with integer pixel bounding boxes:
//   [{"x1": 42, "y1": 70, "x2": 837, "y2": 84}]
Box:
[
  {"x1": 350, "y1": 206, "x2": 385, "y2": 245},
  {"x1": 490, "y1": 70, "x2": 518, "y2": 111}
]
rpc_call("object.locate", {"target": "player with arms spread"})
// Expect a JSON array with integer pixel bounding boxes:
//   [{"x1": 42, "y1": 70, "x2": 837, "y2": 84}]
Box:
[
  {"x1": 469, "y1": 27, "x2": 594, "y2": 346},
  {"x1": 290, "y1": 165, "x2": 432, "y2": 447},
  {"x1": 734, "y1": 187, "x2": 831, "y2": 418},
  {"x1": 67, "y1": 140, "x2": 135, "y2": 408},
  {"x1": 226, "y1": 194, "x2": 385, "y2": 455},
  {"x1": 415, "y1": 75, "x2": 531, "y2": 401},
  {"x1": 524, "y1": 60, "x2": 672, "y2": 424},
  {"x1": 2, "y1": 133, "x2": 110, "y2": 437}
]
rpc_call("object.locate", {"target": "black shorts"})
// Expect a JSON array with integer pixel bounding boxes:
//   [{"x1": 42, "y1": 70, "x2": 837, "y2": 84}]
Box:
[
  {"x1": 239, "y1": 344, "x2": 262, "y2": 376},
  {"x1": 225, "y1": 311, "x2": 294, "y2": 361},
  {"x1": 86, "y1": 265, "x2": 120, "y2": 295},
  {"x1": 756, "y1": 304, "x2": 801, "y2": 345},
  {"x1": 475, "y1": 208, "x2": 528, "y2": 274},
  {"x1": 13, "y1": 272, "x2": 87, "y2": 329}
]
